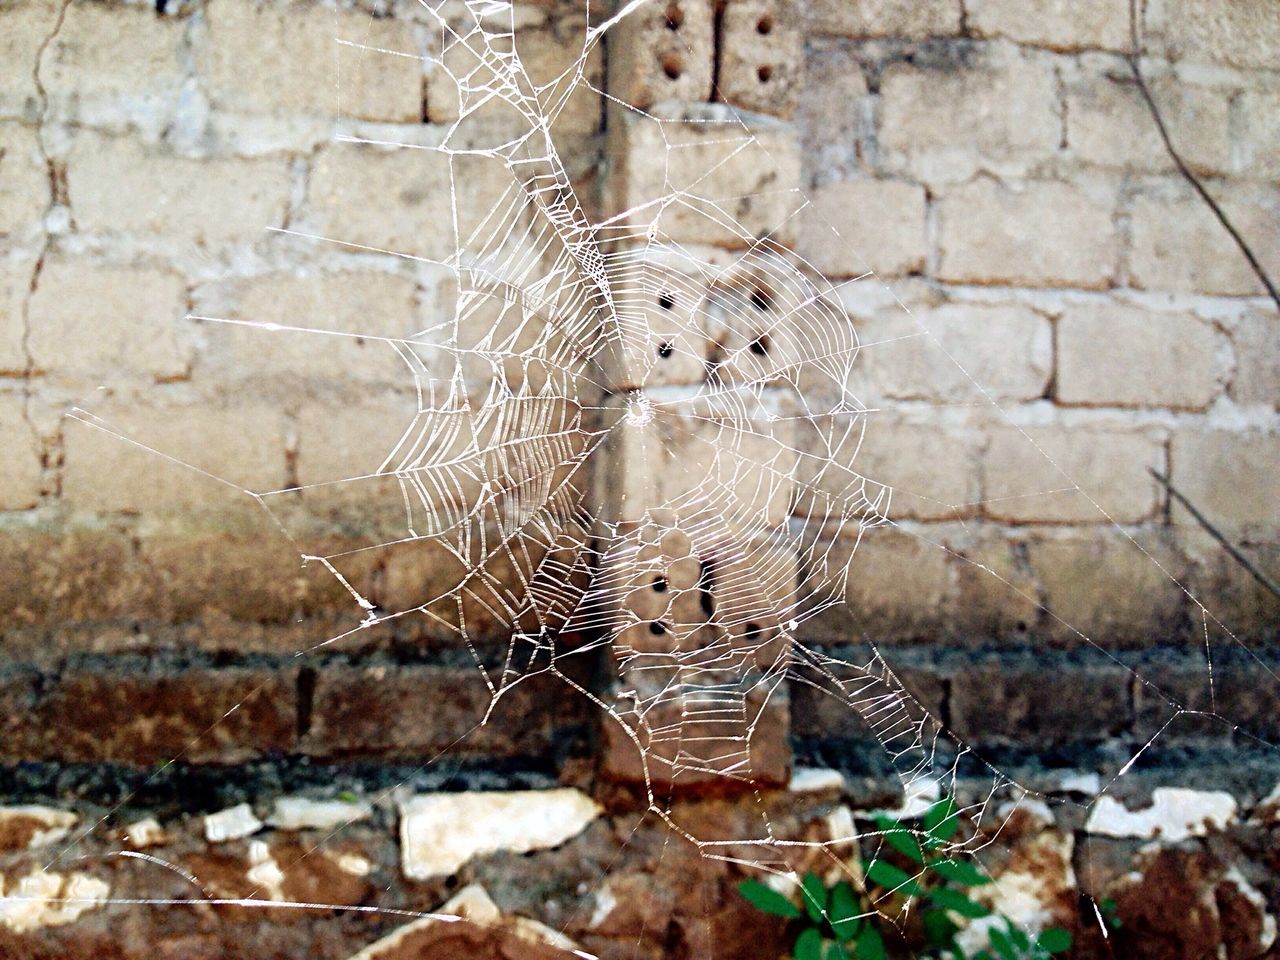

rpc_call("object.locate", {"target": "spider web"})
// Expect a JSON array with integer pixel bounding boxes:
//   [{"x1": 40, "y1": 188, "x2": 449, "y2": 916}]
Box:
[{"x1": 34, "y1": 0, "x2": 1279, "y2": 954}]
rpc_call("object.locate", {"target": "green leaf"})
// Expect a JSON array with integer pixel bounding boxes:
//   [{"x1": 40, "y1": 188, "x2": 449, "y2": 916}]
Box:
[
  {"x1": 873, "y1": 814, "x2": 925, "y2": 864},
  {"x1": 922, "y1": 908, "x2": 959, "y2": 947},
  {"x1": 1035, "y1": 928, "x2": 1072, "y2": 954},
  {"x1": 988, "y1": 925, "x2": 1016, "y2": 960},
  {"x1": 929, "y1": 887, "x2": 990, "y2": 919},
  {"x1": 864, "y1": 860, "x2": 920, "y2": 896},
  {"x1": 801, "y1": 873, "x2": 829, "y2": 925},
  {"x1": 1008, "y1": 925, "x2": 1030, "y2": 952},
  {"x1": 794, "y1": 927, "x2": 823, "y2": 960},
  {"x1": 928, "y1": 858, "x2": 993, "y2": 887},
  {"x1": 822, "y1": 941, "x2": 848, "y2": 960},
  {"x1": 739, "y1": 879, "x2": 802, "y2": 919},
  {"x1": 829, "y1": 882, "x2": 861, "y2": 942},
  {"x1": 854, "y1": 922, "x2": 885, "y2": 960},
  {"x1": 924, "y1": 797, "x2": 960, "y2": 841}
]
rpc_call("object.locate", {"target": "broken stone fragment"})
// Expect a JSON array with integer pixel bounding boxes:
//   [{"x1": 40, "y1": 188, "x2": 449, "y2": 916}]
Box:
[
  {"x1": 204, "y1": 802, "x2": 264, "y2": 843},
  {"x1": 0, "y1": 806, "x2": 77, "y2": 852},
  {"x1": 122, "y1": 817, "x2": 167, "y2": 849},
  {"x1": 1085, "y1": 787, "x2": 1237, "y2": 841},
  {"x1": 0, "y1": 870, "x2": 109, "y2": 933},
  {"x1": 397, "y1": 789, "x2": 600, "y2": 881},
  {"x1": 266, "y1": 796, "x2": 373, "y2": 832},
  {"x1": 789, "y1": 767, "x2": 845, "y2": 794}
]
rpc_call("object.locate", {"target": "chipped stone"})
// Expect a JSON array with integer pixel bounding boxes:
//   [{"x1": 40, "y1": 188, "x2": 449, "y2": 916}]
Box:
[
  {"x1": 1085, "y1": 788, "x2": 1237, "y2": 841},
  {"x1": 204, "y1": 803, "x2": 264, "y2": 843},
  {"x1": 0, "y1": 870, "x2": 109, "y2": 933},
  {"x1": 267, "y1": 796, "x2": 373, "y2": 832},
  {"x1": 398, "y1": 789, "x2": 601, "y2": 881},
  {"x1": 123, "y1": 817, "x2": 167, "y2": 850},
  {"x1": 245, "y1": 840, "x2": 286, "y2": 901},
  {"x1": 0, "y1": 806, "x2": 76, "y2": 852},
  {"x1": 790, "y1": 767, "x2": 846, "y2": 793}
]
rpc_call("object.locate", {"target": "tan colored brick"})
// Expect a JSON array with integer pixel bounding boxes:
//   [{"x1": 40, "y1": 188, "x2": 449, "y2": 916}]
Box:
[
  {"x1": 0, "y1": 2, "x2": 56, "y2": 115},
  {"x1": 1066, "y1": 73, "x2": 1231, "y2": 176},
  {"x1": 1057, "y1": 302, "x2": 1221, "y2": 410},
  {"x1": 294, "y1": 395, "x2": 425, "y2": 489},
  {"x1": 305, "y1": 142, "x2": 516, "y2": 262},
  {"x1": 950, "y1": 532, "x2": 1042, "y2": 640},
  {"x1": 967, "y1": 0, "x2": 1130, "y2": 51},
  {"x1": 833, "y1": 525, "x2": 955, "y2": 637},
  {"x1": 717, "y1": 0, "x2": 802, "y2": 118},
  {"x1": 605, "y1": 107, "x2": 803, "y2": 248},
  {"x1": 797, "y1": 41, "x2": 869, "y2": 184},
  {"x1": 1237, "y1": 88, "x2": 1280, "y2": 181},
  {"x1": 983, "y1": 424, "x2": 1163, "y2": 524},
  {"x1": 201, "y1": 0, "x2": 423, "y2": 122},
  {"x1": 27, "y1": 260, "x2": 190, "y2": 383},
  {"x1": 0, "y1": 399, "x2": 40, "y2": 510},
  {"x1": 1128, "y1": 182, "x2": 1280, "y2": 296},
  {"x1": 197, "y1": 271, "x2": 418, "y2": 386},
  {"x1": 605, "y1": 0, "x2": 715, "y2": 111},
  {"x1": 853, "y1": 300, "x2": 1052, "y2": 403},
  {"x1": 0, "y1": 123, "x2": 49, "y2": 244},
  {"x1": 1229, "y1": 309, "x2": 1280, "y2": 409},
  {"x1": 0, "y1": 259, "x2": 34, "y2": 375},
  {"x1": 807, "y1": 0, "x2": 962, "y2": 38},
  {"x1": 797, "y1": 179, "x2": 926, "y2": 278},
  {"x1": 878, "y1": 54, "x2": 1059, "y2": 182},
  {"x1": 1027, "y1": 531, "x2": 1188, "y2": 645},
  {"x1": 42, "y1": 2, "x2": 183, "y2": 105},
  {"x1": 851, "y1": 418, "x2": 982, "y2": 521},
  {"x1": 1170, "y1": 429, "x2": 1280, "y2": 541},
  {"x1": 67, "y1": 132, "x2": 290, "y2": 244},
  {"x1": 1157, "y1": 0, "x2": 1280, "y2": 70},
  {"x1": 937, "y1": 178, "x2": 1119, "y2": 289},
  {"x1": 61, "y1": 402, "x2": 287, "y2": 514}
]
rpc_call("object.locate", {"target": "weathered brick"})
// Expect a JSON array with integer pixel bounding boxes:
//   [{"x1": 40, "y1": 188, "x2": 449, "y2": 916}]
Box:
[
  {"x1": 61, "y1": 401, "x2": 287, "y2": 514},
  {"x1": 1170, "y1": 429, "x2": 1280, "y2": 542},
  {"x1": 1027, "y1": 531, "x2": 1188, "y2": 646},
  {"x1": 797, "y1": 41, "x2": 869, "y2": 185},
  {"x1": 791, "y1": 654, "x2": 945, "y2": 743},
  {"x1": 304, "y1": 663, "x2": 590, "y2": 760},
  {"x1": 878, "y1": 53, "x2": 1059, "y2": 183},
  {"x1": 1056, "y1": 302, "x2": 1221, "y2": 410},
  {"x1": 950, "y1": 655, "x2": 1132, "y2": 745},
  {"x1": 1128, "y1": 181, "x2": 1280, "y2": 296},
  {"x1": 0, "y1": 259, "x2": 34, "y2": 375},
  {"x1": 1132, "y1": 651, "x2": 1280, "y2": 742},
  {"x1": 195, "y1": 271, "x2": 418, "y2": 387},
  {"x1": 605, "y1": 106, "x2": 803, "y2": 248},
  {"x1": 67, "y1": 132, "x2": 291, "y2": 245},
  {"x1": 1066, "y1": 71, "x2": 1231, "y2": 176},
  {"x1": 806, "y1": 0, "x2": 962, "y2": 38},
  {"x1": 850, "y1": 300, "x2": 1052, "y2": 403},
  {"x1": 605, "y1": 0, "x2": 715, "y2": 111},
  {"x1": 1229, "y1": 309, "x2": 1280, "y2": 409},
  {"x1": 0, "y1": 528, "x2": 141, "y2": 630},
  {"x1": 0, "y1": 399, "x2": 40, "y2": 510},
  {"x1": 797, "y1": 179, "x2": 926, "y2": 278},
  {"x1": 983, "y1": 424, "x2": 1164, "y2": 524},
  {"x1": 1156, "y1": 0, "x2": 1280, "y2": 70},
  {"x1": 42, "y1": 2, "x2": 183, "y2": 109},
  {"x1": 949, "y1": 531, "x2": 1043, "y2": 642},
  {"x1": 967, "y1": 0, "x2": 1130, "y2": 51},
  {"x1": 201, "y1": 0, "x2": 423, "y2": 122},
  {"x1": 1236, "y1": 87, "x2": 1280, "y2": 181},
  {"x1": 851, "y1": 418, "x2": 982, "y2": 521},
  {"x1": 305, "y1": 141, "x2": 516, "y2": 262},
  {"x1": 0, "y1": 123, "x2": 49, "y2": 244},
  {"x1": 1181, "y1": 531, "x2": 1280, "y2": 644},
  {"x1": 0, "y1": 1, "x2": 56, "y2": 116},
  {"x1": 3, "y1": 664, "x2": 297, "y2": 765},
  {"x1": 716, "y1": 0, "x2": 803, "y2": 118},
  {"x1": 26, "y1": 260, "x2": 190, "y2": 383},
  {"x1": 937, "y1": 178, "x2": 1119, "y2": 289}
]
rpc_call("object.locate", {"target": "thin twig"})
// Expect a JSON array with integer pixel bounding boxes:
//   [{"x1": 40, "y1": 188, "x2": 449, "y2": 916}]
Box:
[
  {"x1": 1149, "y1": 468, "x2": 1280, "y2": 600},
  {"x1": 1127, "y1": 0, "x2": 1280, "y2": 312}
]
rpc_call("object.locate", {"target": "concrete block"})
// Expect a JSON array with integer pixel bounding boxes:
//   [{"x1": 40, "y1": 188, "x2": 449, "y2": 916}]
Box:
[
  {"x1": 0, "y1": 123, "x2": 49, "y2": 243},
  {"x1": 1236, "y1": 87, "x2": 1280, "y2": 181},
  {"x1": 716, "y1": 0, "x2": 803, "y2": 118},
  {"x1": 0, "y1": 400, "x2": 40, "y2": 510},
  {"x1": 1157, "y1": 0, "x2": 1280, "y2": 70},
  {"x1": 806, "y1": 0, "x2": 962, "y2": 39},
  {"x1": 605, "y1": 0, "x2": 715, "y2": 110},
  {"x1": 1170, "y1": 429, "x2": 1280, "y2": 541},
  {"x1": 796, "y1": 41, "x2": 869, "y2": 185},
  {"x1": 1056, "y1": 302, "x2": 1221, "y2": 411},
  {"x1": 937, "y1": 178, "x2": 1119, "y2": 289},
  {"x1": 797, "y1": 179, "x2": 927, "y2": 278},
  {"x1": 1228, "y1": 309, "x2": 1280, "y2": 409},
  {"x1": 850, "y1": 418, "x2": 983, "y2": 521},
  {"x1": 967, "y1": 0, "x2": 1130, "y2": 51}
]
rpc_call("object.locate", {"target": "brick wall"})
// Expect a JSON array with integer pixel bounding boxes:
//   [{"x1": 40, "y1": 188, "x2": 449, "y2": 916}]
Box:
[{"x1": 0, "y1": 0, "x2": 1277, "y2": 777}]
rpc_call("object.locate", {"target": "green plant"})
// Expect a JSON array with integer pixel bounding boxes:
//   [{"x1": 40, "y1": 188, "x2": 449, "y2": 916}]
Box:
[{"x1": 737, "y1": 798, "x2": 1073, "y2": 960}]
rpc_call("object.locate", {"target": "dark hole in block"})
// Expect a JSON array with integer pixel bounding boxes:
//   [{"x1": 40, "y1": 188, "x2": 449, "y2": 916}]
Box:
[
  {"x1": 665, "y1": 2, "x2": 684, "y2": 29},
  {"x1": 756, "y1": 15, "x2": 773, "y2": 34},
  {"x1": 657, "y1": 291, "x2": 675, "y2": 310},
  {"x1": 749, "y1": 336, "x2": 769, "y2": 356},
  {"x1": 657, "y1": 341, "x2": 674, "y2": 358},
  {"x1": 750, "y1": 287, "x2": 772, "y2": 311},
  {"x1": 652, "y1": 577, "x2": 668, "y2": 593},
  {"x1": 662, "y1": 53, "x2": 683, "y2": 81},
  {"x1": 649, "y1": 621, "x2": 668, "y2": 636},
  {"x1": 757, "y1": 65, "x2": 773, "y2": 83}
]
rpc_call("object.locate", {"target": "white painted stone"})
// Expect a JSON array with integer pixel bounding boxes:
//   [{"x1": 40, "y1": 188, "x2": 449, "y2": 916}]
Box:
[
  {"x1": 204, "y1": 803, "x2": 264, "y2": 843},
  {"x1": 123, "y1": 818, "x2": 167, "y2": 849},
  {"x1": 589, "y1": 883, "x2": 618, "y2": 929},
  {"x1": 0, "y1": 870, "x2": 109, "y2": 933},
  {"x1": 790, "y1": 767, "x2": 846, "y2": 793},
  {"x1": 398, "y1": 790, "x2": 601, "y2": 881},
  {"x1": 1055, "y1": 771, "x2": 1102, "y2": 796},
  {"x1": 441, "y1": 884, "x2": 503, "y2": 925},
  {"x1": 245, "y1": 840, "x2": 286, "y2": 901},
  {"x1": 0, "y1": 806, "x2": 76, "y2": 850},
  {"x1": 327, "y1": 852, "x2": 374, "y2": 877},
  {"x1": 875, "y1": 777, "x2": 941, "y2": 820},
  {"x1": 1085, "y1": 788, "x2": 1237, "y2": 841},
  {"x1": 267, "y1": 796, "x2": 373, "y2": 831}
]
